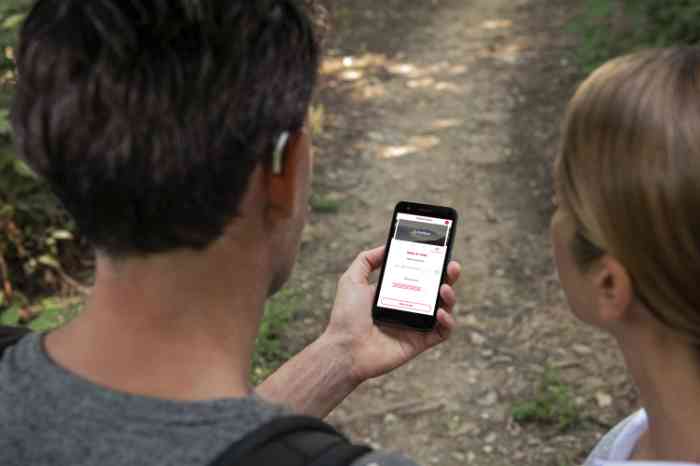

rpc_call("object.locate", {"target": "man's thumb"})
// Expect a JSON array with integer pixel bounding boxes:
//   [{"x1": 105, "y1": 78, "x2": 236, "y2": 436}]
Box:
[{"x1": 345, "y1": 246, "x2": 385, "y2": 283}]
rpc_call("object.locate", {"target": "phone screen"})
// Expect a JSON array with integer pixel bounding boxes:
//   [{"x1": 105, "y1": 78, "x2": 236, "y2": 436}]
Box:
[{"x1": 376, "y1": 212, "x2": 454, "y2": 316}]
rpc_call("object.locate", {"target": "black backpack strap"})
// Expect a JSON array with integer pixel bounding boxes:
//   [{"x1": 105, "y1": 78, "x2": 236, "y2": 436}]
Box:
[
  {"x1": 0, "y1": 325, "x2": 31, "y2": 358},
  {"x1": 209, "y1": 415, "x2": 371, "y2": 466},
  {"x1": 307, "y1": 441, "x2": 373, "y2": 466}
]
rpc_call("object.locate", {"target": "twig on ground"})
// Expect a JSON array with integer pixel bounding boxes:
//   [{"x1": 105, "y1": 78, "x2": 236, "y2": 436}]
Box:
[
  {"x1": 582, "y1": 415, "x2": 614, "y2": 430},
  {"x1": 401, "y1": 401, "x2": 445, "y2": 417},
  {"x1": 336, "y1": 398, "x2": 444, "y2": 426},
  {"x1": 0, "y1": 254, "x2": 12, "y2": 298},
  {"x1": 56, "y1": 268, "x2": 90, "y2": 295}
]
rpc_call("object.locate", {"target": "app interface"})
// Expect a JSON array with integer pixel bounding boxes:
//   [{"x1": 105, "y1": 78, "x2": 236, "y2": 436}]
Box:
[{"x1": 378, "y1": 213, "x2": 452, "y2": 316}]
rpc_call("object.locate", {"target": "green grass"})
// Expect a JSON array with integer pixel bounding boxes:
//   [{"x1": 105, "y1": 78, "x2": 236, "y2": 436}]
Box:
[
  {"x1": 512, "y1": 368, "x2": 581, "y2": 431},
  {"x1": 0, "y1": 296, "x2": 81, "y2": 331},
  {"x1": 310, "y1": 193, "x2": 342, "y2": 214},
  {"x1": 252, "y1": 288, "x2": 301, "y2": 383}
]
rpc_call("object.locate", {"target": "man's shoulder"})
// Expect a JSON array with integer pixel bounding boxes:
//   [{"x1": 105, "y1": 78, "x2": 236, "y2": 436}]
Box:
[{"x1": 0, "y1": 334, "x2": 420, "y2": 466}]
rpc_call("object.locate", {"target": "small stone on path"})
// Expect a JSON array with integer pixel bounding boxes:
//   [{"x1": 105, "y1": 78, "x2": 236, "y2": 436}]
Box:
[
  {"x1": 477, "y1": 391, "x2": 498, "y2": 406},
  {"x1": 573, "y1": 344, "x2": 593, "y2": 355},
  {"x1": 595, "y1": 391, "x2": 613, "y2": 408},
  {"x1": 470, "y1": 332, "x2": 486, "y2": 345},
  {"x1": 384, "y1": 413, "x2": 398, "y2": 424}
]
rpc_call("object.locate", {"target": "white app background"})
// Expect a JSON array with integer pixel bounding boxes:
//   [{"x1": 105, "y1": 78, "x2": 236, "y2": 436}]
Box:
[{"x1": 378, "y1": 213, "x2": 452, "y2": 316}]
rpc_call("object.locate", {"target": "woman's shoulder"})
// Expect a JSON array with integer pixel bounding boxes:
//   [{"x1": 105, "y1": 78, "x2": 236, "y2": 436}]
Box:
[{"x1": 583, "y1": 410, "x2": 647, "y2": 465}]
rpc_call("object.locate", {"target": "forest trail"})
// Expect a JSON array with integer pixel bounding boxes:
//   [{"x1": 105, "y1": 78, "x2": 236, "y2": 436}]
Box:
[{"x1": 288, "y1": 1, "x2": 635, "y2": 464}]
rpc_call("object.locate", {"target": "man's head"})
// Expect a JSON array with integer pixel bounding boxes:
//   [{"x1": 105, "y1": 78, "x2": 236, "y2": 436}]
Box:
[{"x1": 12, "y1": 0, "x2": 321, "y2": 273}]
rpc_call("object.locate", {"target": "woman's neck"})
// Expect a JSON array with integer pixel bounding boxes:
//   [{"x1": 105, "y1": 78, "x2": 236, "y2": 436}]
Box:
[{"x1": 620, "y1": 329, "x2": 700, "y2": 462}]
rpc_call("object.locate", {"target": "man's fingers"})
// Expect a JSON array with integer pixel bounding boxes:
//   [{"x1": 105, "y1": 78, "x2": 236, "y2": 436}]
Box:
[
  {"x1": 345, "y1": 246, "x2": 386, "y2": 283},
  {"x1": 445, "y1": 261, "x2": 461, "y2": 287},
  {"x1": 431, "y1": 308, "x2": 456, "y2": 344},
  {"x1": 439, "y1": 284, "x2": 456, "y2": 312},
  {"x1": 438, "y1": 308, "x2": 456, "y2": 332}
]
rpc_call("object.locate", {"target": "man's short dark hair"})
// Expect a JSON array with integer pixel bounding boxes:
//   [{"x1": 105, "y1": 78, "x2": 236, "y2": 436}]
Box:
[{"x1": 12, "y1": 0, "x2": 321, "y2": 256}]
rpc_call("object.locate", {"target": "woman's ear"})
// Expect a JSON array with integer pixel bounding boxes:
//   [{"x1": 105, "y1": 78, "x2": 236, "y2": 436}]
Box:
[
  {"x1": 265, "y1": 128, "x2": 311, "y2": 220},
  {"x1": 592, "y1": 256, "x2": 634, "y2": 326}
]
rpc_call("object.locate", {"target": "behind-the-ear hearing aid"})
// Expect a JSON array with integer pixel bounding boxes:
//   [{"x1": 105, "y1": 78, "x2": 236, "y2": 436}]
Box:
[{"x1": 272, "y1": 132, "x2": 290, "y2": 175}]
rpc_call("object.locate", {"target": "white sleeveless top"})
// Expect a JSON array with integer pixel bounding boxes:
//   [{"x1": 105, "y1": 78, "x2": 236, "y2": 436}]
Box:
[{"x1": 583, "y1": 410, "x2": 699, "y2": 466}]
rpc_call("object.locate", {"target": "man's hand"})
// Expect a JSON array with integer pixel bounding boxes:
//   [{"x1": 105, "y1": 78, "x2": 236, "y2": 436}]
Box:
[
  {"x1": 323, "y1": 246, "x2": 461, "y2": 384},
  {"x1": 258, "y1": 246, "x2": 460, "y2": 417}
]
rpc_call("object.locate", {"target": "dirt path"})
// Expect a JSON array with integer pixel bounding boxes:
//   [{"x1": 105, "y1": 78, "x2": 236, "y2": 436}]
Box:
[{"x1": 287, "y1": 1, "x2": 636, "y2": 465}]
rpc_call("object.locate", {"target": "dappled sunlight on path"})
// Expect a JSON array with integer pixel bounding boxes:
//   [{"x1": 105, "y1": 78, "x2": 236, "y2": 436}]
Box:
[{"x1": 289, "y1": 1, "x2": 631, "y2": 465}]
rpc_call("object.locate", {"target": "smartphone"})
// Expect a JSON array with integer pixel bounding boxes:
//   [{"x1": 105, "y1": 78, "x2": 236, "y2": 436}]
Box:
[{"x1": 373, "y1": 201, "x2": 458, "y2": 331}]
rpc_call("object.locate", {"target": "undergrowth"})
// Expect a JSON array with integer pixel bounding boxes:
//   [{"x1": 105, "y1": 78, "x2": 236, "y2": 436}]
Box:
[
  {"x1": 574, "y1": 0, "x2": 700, "y2": 72},
  {"x1": 512, "y1": 368, "x2": 581, "y2": 431},
  {"x1": 0, "y1": 0, "x2": 85, "y2": 318},
  {"x1": 252, "y1": 289, "x2": 301, "y2": 384}
]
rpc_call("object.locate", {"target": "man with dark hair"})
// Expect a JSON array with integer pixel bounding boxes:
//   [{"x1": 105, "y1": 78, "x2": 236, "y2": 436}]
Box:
[{"x1": 0, "y1": 1, "x2": 460, "y2": 465}]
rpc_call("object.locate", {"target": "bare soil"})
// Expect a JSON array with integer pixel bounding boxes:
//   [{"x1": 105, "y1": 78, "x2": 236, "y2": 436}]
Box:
[{"x1": 285, "y1": 0, "x2": 638, "y2": 464}]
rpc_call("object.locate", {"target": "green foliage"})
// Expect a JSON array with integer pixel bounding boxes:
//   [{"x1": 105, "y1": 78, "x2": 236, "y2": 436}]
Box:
[
  {"x1": 638, "y1": 0, "x2": 700, "y2": 46},
  {"x1": 0, "y1": 1, "x2": 30, "y2": 75},
  {"x1": 310, "y1": 193, "x2": 342, "y2": 213},
  {"x1": 0, "y1": 0, "x2": 81, "y2": 315},
  {"x1": 26, "y1": 298, "x2": 81, "y2": 332},
  {"x1": 571, "y1": 0, "x2": 617, "y2": 73},
  {"x1": 0, "y1": 145, "x2": 78, "y2": 306},
  {"x1": 512, "y1": 368, "x2": 581, "y2": 431},
  {"x1": 0, "y1": 296, "x2": 81, "y2": 331},
  {"x1": 0, "y1": 302, "x2": 18, "y2": 325},
  {"x1": 574, "y1": 0, "x2": 700, "y2": 72},
  {"x1": 252, "y1": 288, "x2": 300, "y2": 384}
]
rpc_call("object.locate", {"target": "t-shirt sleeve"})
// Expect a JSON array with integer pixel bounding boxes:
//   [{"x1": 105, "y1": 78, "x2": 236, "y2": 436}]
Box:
[{"x1": 352, "y1": 450, "x2": 422, "y2": 466}]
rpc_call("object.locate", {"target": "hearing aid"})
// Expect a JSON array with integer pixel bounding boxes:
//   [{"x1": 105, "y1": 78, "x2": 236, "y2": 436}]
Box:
[{"x1": 272, "y1": 132, "x2": 290, "y2": 175}]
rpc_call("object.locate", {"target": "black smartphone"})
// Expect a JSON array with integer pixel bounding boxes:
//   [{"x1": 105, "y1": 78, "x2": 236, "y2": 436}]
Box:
[{"x1": 372, "y1": 201, "x2": 458, "y2": 331}]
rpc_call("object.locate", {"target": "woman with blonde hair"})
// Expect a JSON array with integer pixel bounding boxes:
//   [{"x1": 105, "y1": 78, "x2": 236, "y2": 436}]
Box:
[{"x1": 553, "y1": 47, "x2": 700, "y2": 464}]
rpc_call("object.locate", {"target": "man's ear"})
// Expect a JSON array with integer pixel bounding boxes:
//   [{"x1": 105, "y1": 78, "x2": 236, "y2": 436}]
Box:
[
  {"x1": 265, "y1": 128, "x2": 309, "y2": 219},
  {"x1": 593, "y1": 256, "x2": 634, "y2": 325}
]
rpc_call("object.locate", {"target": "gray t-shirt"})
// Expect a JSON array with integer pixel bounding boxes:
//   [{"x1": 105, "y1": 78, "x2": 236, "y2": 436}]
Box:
[{"x1": 0, "y1": 333, "x2": 416, "y2": 466}]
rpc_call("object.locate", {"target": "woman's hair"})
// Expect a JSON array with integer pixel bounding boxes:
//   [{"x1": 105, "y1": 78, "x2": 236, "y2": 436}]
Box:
[{"x1": 557, "y1": 47, "x2": 700, "y2": 341}]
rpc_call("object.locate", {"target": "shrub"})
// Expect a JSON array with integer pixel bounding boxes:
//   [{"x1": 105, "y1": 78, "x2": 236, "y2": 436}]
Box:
[
  {"x1": 575, "y1": 0, "x2": 700, "y2": 72},
  {"x1": 0, "y1": 1, "x2": 83, "y2": 314},
  {"x1": 635, "y1": 0, "x2": 700, "y2": 46},
  {"x1": 512, "y1": 368, "x2": 581, "y2": 431}
]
